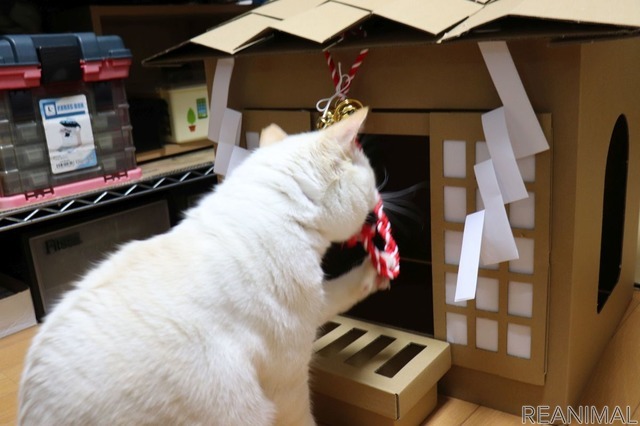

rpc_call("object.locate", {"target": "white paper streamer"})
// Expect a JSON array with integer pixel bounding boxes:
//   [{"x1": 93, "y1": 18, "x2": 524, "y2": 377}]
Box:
[
  {"x1": 478, "y1": 41, "x2": 549, "y2": 159},
  {"x1": 218, "y1": 108, "x2": 242, "y2": 146},
  {"x1": 213, "y1": 142, "x2": 233, "y2": 176},
  {"x1": 474, "y1": 160, "x2": 519, "y2": 265},
  {"x1": 208, "y1": 58, "x2": 235, "y2": 142},
  {"x1": 227, "y1": 146, "x2": 251, "y2": 176},
  {"x1": 454, "y1": 210, "x2": 485, "y2": 302},
  {"x1": 481, "y1": 107, "x2": 528, "y2": 204},
  {"x1": 213, "y1": 108, "x2": 243, "y2": 176}
]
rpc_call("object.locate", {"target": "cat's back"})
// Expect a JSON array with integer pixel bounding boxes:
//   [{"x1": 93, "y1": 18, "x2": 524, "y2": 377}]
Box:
[{"x1": 17, "y1": 223, "x2": 252, "y2": 425}]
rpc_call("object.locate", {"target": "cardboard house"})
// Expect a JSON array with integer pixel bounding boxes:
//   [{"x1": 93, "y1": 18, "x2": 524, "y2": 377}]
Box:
[{"x1": 146, "y1": 0, "x2": 640, "y2": 416}]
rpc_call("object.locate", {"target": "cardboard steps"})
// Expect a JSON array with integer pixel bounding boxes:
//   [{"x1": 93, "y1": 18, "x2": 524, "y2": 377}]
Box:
[{"x1": 312, "y1": 315, "x2": 451, "y2": 425}]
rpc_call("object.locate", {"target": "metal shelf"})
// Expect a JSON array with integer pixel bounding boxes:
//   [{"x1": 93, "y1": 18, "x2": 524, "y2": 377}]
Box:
[{"x1": 0, "y1": 152, "x2": 215, "y2": 233}]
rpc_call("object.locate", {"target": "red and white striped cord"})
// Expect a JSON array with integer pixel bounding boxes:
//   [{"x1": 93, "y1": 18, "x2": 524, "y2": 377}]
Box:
[
  {"x1": 323, "y1": 50, "x2": 340, "y2": 90},
  {"x1": 323, "y1": 48, "x2": 369, "y2": 97},
  {"x1": 323, "y1": 49, "x2": 400, "y2": 279},
  {"x1": 347, "y1": 197, "x2": 400, "y2": 280}
]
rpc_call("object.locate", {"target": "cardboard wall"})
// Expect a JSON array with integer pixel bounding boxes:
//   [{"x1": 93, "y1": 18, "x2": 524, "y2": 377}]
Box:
[
  {"x1": 204, "y1": 36, "x2": 640, "y2": 414},
  {"x1": 430, "y1": 112, "x2": 552, "y2": 387},
  {"x1": 568, "y1": 36, "x2": 640, "y2": 403}
]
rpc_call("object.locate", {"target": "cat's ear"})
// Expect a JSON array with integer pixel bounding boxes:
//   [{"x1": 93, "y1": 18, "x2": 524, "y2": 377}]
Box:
[
  {"x1": 259, "y1": 124, "x2": 288, "y2": 148},
  {"x1": 324, "y1": 107, "x2": 369, "y2": 149}
]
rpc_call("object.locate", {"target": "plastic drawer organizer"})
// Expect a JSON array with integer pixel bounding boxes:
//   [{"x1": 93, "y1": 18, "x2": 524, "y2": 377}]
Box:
[{"x1": 0, "y1": 33, "x2": 141, "y2": 209}]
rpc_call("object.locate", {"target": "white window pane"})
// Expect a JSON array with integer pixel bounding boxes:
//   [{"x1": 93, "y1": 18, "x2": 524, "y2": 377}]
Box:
[
  {"x1": 446, "y1": 312, "x2": 468, "y2": 345},
  {"x1": 508, "y1": 281, "x2": 533, "y2": 318},
  {"x1": 517, "y1": 156, "x2": 536, "y2": 182},
  {"x1": 476, "y1": 317, "x2": 499, "y2": 352},
  {"x1": 476, "y1": 277, "x2": 499, "y2": 312},
  {"x1": 443, "y1": 140, "x2": 466, "y2": 178},
  {"x1": 509, "y1": 192, "x2": 535, "y2": 229},
  {"x1": 509, "y1": 238, "x2": 535, "y2": 274},
  {"x1": 445, "y1": 272, "x2": 467, "y2": 307},
  {"x1": 476, "y1": 141, "x2": 490, "y2": 163},
  {"x1": 444, "y1": 186, "x2": 467, "y2": 223},
  {"x1": 507, "y1": 323, "x2": 531, "y2": 359},
  {"x1": 480, "y1": 259, "x2": 499, "y2": 271},
  {"x1": 445, "y1": 231, "x2": 463, "y2": 265}
]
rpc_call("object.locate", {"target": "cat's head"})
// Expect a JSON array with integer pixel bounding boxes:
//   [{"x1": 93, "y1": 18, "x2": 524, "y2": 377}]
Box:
[{"x1": 258, "y1": 108, "x2": 378, "y2": 244}]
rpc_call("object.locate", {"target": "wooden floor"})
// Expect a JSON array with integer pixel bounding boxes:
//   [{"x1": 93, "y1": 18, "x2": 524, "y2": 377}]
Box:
[{"x1": 1, "y1": 291, "x2": 639, "y2": 425}]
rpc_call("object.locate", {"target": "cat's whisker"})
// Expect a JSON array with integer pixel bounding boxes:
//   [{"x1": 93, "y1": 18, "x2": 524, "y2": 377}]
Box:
[
  {"x1": 376, "y1": 168, "x2": 389, "y2": 191},
  {"x1": 381, "y1": 182, "x2": 428, "y2": 200},
  {"x1": 382, "y1": 201, "x2": 424, "y2": 225}
]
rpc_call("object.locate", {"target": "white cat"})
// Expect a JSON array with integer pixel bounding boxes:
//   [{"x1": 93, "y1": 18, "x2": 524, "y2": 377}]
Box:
[{"x1": 18, "y1": 108, "x2": 389, "y2": 426}]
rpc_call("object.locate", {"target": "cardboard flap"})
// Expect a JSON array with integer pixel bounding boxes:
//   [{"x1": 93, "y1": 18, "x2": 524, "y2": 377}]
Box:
[
  {"x1": 514, "y1": 0, "x2": 640, "y2": 27},
  {"x1": 144, "y1": 0, "x2": 640, "y2": 64},
  {"x1": 271, "y1": 2, "x2": 370, "y2": 44},
  {"x1": 336, "y1": 0, "x2": 389, "y2": 10},
  {"x1": 254, "y1": 0, "x2": 326, "y2": 19},
  {"x1": 374, "y1": 0, "x2": 483, "y2": 36},
  {"x1": 441, "y1": 0, "x2": 522, "y2": 41},
  {"x1": 143, "y1": 40, "x2": 228, "y2": 66},
  {"x1": 442, "y1": 0, "x2": 640, "y2": 41},
  {"x1": 191, "y1": 13, "x2": 280, "y2": 54}
]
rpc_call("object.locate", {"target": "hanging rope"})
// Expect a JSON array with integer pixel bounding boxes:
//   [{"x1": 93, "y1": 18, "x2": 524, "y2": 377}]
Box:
[
  {"x1": 316, "y1": 49, "x2": 369, "y2": 129},
  {"x1": 317, "y1": 49, "x2": 400, "y2": 280}
]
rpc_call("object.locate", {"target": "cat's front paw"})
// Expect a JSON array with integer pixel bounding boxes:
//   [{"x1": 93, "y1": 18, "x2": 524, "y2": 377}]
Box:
[
  {"x1": 360, "y1": 257, "x2": 390, "y2": 298},
  {"x1": 377, "y1": 251, "x2": 395, "y2": 290}
]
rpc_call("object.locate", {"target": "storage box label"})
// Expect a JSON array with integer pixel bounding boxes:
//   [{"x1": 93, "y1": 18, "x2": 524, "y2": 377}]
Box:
[{"x1": 39, "y1": 95, "x2": 97, "y2": 174}]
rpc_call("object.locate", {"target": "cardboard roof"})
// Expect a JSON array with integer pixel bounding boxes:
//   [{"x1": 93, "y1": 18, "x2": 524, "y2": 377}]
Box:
[{"x1": 144, "y1": 0, "x2": 640, "y2": 64}]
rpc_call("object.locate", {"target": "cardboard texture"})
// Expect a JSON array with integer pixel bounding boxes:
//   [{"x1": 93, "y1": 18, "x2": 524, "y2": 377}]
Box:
[
  {"x1": 312, "y1": 315, "x2": 450, "y2": 425},
  {"x1": 147, "y1": 0, "x2": 640, "y2": 416},
  {"x1": 144, "y1": 0, "x2": 640, "y2": 64},
  {"x1": 430, "y1": 112, "x2": 552, "y2": 386},
  {"x1": 240, "y1": 110, "x2": 311, "y2": 147}
]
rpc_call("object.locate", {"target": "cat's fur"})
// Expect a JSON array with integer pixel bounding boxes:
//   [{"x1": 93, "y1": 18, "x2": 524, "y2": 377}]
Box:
[{"x1": 18, "y1": 108, "x2": 389, "y2": 426}]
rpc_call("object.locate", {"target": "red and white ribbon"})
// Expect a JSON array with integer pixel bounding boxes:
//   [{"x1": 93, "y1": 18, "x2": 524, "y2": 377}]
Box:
[
  {"x1": 347, "y1": 196, "x2": 401, "y2": 280},
  {"x1": 316, "y1": 49, "x2": 370, "y2": 117},
  {"x1": 319, "y1": 49, "x2": 400, "y2": 279},
  {"x1": 344, "y1": 48, "x2": 368, "y2": 94}
]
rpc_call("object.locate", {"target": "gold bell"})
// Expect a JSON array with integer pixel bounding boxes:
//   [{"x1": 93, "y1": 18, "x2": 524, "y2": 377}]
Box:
[
  {"x1": 316, "y1": 98, "x2": 364, "y2": 129},
  {"x1": 316, "y1": 110, "x2": 336, "y2": 130},
  {"x1": 334, "y1": 98, "x2": 364, "y2": 122}
]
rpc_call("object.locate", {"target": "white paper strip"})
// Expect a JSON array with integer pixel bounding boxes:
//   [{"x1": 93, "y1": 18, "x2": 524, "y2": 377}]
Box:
[
  {"x1": 478, "y1": 41, "x2": 549, "y2": 159},
  {"x1": 213, "y1": 109, "x2": 242, "y2": 176},
  {"x1": 219, "y1": 108, "x2": 242, "y2": 146},
  {"x1": 481, "y1": 107, "x2": 528, "y2": 203},
  {"x1": 208, "y1": 58, "x2": 235, "y2": 142},
  {"x1": 474, "y1": 160, "x2": 519, "y2": 265},
  {"x1": 213, "y1": 142, "x2": 234, "y2": 176},
  {"x1": 227, "y1": 146, "x2": 251, "y2": 176},
  {"x1": 454, "y1": 210, "x2": 485, "y2": 302},
  {"x1": 446, "y1": 272, "x2": 467, "y2": 307}
]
